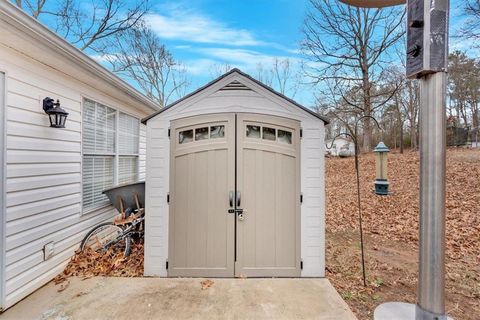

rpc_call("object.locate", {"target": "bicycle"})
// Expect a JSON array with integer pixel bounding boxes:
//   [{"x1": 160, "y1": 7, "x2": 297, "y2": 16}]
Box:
[{"x1": 80, "y1": 208, "x2": 145, "y2": 257}]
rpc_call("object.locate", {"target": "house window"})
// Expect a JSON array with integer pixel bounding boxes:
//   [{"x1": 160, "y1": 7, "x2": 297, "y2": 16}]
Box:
[{"x1": 82, "y1": 99, "x2": 139, "y2": 212}]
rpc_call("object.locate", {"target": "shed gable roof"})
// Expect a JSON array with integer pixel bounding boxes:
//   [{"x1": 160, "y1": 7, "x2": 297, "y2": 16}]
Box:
[{"x1": 142, "y1": 68, "x2": 329, "y2": 124}]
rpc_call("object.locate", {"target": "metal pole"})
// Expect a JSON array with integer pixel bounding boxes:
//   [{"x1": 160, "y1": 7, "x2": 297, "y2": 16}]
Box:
[
  {"x1": 416, "y1": 72, "x2": 447, "y2": 320},
  {"x1": 353, "y1": 125, "x2": 367, "y2": 287},
  {"x1": 337, "y1": 1, "x2": 451, "y2": 319}
]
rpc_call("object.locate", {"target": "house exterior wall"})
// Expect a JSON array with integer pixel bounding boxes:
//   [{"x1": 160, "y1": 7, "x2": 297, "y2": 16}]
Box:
[
  {"x1": 144, "y1": 73, "x2": 326, "y2": 278},
  {"x1": 1, "y1": 71, "x2": 7, "y2": 312},
  {"x1": 0, "y1": 43, "x2": 150, "y2": 310}
]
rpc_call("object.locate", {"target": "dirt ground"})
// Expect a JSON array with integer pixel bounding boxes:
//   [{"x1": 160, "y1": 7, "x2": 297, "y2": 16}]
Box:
[{"x1": 325, "y1": 148, "x2": 480, "y2": 320}]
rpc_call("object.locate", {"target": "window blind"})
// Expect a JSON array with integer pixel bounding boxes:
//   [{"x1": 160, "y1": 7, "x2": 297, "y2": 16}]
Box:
[
  {"x1": 82, "y1": 100, "x2": 139, "y2": 212},
  {"x1": 119, "y1": 112, "x2": 139, "y2": 155},
  {"x1": 83, "y1": 100, "x2": 116, "y2": 154},
  {"x1": 82, "y1": 156, "x2": 114, "y2": 210},
  {"x1": 118, "y1": 156, "x2": 138, "y2": 184}
]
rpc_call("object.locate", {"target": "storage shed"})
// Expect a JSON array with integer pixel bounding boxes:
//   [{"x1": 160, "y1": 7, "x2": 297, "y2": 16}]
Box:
[
  {"x1": 143, "y1": 69, "x2": 328, "y2": 278},
  {"x1": 0, "y1": 2, "x2": 158, "y2": 310}
]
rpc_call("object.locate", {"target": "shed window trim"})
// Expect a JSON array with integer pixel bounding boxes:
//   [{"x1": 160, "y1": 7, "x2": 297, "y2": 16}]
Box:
[{"x1": 82, "y1": 98, "x2": 140, "y2": 213}]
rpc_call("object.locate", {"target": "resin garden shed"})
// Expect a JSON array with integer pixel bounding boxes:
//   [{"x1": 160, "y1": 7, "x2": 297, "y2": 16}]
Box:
[{"x1": 142, "y1": 69, "x2": 328, "y2": 278}]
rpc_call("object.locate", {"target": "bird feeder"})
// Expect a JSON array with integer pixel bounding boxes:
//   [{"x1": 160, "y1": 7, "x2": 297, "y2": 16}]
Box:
[{"x1": 373, "y1": 141, "x2": 390, "y2": 195}]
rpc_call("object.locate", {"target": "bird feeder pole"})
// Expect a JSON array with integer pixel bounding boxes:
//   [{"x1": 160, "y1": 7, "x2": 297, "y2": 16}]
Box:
[{"x1": 338, "y1": 1, "x2": 451, "y2": 319}]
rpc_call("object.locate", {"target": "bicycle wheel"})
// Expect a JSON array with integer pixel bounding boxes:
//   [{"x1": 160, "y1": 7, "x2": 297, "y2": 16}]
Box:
[
  {"x1": 107, "y1": 234, "x2": 131, "y2": 257},
  {"x1": 123, "y1": 235, "x2": 132, "y2": 257},
  {"x1": 81, "y1": 223, "x2": 124, "y2": 253}
]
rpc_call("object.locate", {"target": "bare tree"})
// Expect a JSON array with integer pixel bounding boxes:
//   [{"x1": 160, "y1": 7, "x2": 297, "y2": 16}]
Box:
[
  {"x1": 400, "y1": 78, "x2": 420, "y2": 149},
  {"x1": 301, "y1": 0, "x2": 405, "y2": 151},
  {"x1": 14, "y1": 0, "x2": 149, "y2": 52},
  {"x1": 255, "y1": 58, "x2": 300, "y2": 98},
  {"x1": 385, "y1": 68, "x2": 406, "y2": 153},
  {"x1": 458, "y1": 1, "x2": 480, "y2": 48},
  {"x1": 255, "y1": 62, "x2": 274, "y2": 87},
  {"x1": 448, "y1": 51, "x2": 480, "y2": 130},
  {"x1": 14, "y1": 0, "x2": 46, "y2": 18},
  {"x1": 106, "y1": 23, "x2": 190, "y2": 107},
  {"x1": 209, "y1": 63, "x2": 233, "y2": 79}
]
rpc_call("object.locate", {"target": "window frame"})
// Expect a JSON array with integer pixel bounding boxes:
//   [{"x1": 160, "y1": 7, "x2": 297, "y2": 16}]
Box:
[{"x1": 81, "y1": 98, "x2": 140, "y2": 214}]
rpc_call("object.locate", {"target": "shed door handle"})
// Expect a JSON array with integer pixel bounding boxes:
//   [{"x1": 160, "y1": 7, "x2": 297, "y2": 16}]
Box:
[
  {"x1": 236, "y1": 191, "x2": 241, "y2": 207},
  {"x1": 229, "y1": 191, "x2": 234, "y2": 207}
]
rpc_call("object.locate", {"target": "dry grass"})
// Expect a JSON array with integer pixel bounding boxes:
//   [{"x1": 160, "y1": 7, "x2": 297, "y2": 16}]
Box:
[{"x1": 326, "y1": 148, "x2": 480, "y2": 319}]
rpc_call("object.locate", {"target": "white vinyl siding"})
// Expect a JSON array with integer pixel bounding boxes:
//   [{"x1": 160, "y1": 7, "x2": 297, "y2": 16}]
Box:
[
  {"x1": 82, "y1": 99, "x2": 140, "y2": 211},
  {"x1": 0, "y1": 9, "x2": 156, "y2": 309},
  {"x1": 0, "y1": 71, "x2": 6, "y2": 311}
]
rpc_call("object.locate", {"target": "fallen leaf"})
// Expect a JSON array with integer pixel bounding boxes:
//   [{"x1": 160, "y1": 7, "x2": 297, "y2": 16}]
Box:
[
  {"x1": 57, "y1": 281, "x2": 70, "y2": 292},
  {"x1": 201, "y1": 279, "x2": 214, "y2": 290}
]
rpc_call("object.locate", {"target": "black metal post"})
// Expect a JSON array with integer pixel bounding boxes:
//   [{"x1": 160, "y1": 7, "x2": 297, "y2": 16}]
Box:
[{"x1": 327, "y1": 115, "x2": 381, "y2": 287}]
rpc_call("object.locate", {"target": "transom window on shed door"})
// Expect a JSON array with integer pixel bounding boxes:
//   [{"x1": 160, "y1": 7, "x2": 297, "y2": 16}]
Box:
[
  {"x1": 246, "y1": 124, "x2": 292, "y2": 144},
  {"x1": 178, "y1": 124, "x2": 225, "y2": 144},
  {"x1": 82, "y1": 99, "x2": 140, "y2": 211}
]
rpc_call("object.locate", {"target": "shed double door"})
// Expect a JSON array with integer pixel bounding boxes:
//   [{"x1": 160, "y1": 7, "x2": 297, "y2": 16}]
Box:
[{"x1": 169, "y1": 113, "x2": 300, "y2": 277}]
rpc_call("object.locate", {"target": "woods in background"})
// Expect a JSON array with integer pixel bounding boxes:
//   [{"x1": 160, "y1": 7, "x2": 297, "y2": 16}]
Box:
[{"x1": 303, "y1": 0, "x2": 480, "y2": 152}]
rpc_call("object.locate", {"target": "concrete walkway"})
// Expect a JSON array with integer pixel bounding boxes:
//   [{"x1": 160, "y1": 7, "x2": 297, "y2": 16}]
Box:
[{"x1": 0, "y1": 277, "x2": 357, "y2": 320}]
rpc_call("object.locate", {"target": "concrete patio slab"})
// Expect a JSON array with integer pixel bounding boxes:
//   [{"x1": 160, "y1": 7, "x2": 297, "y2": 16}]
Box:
[{"x1": 0, "y1": 277, "x2": 357, "y2": 320}]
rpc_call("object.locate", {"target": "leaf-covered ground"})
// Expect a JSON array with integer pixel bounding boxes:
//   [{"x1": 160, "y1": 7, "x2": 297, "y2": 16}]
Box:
[{"x1": 326, "y1": 148, "x2": 480, "y2": 320}]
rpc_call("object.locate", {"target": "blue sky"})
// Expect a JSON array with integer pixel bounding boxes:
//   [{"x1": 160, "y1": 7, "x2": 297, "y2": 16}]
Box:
[
  {"x1": 28, "y1": 0, "x2": 476, "y2": 106},
  {"x1": 140, "y1": 0, "x2": 473, "y2": 106},
  {"x1": 143, "y1": 0, "x2": 311, "y2": 103}
]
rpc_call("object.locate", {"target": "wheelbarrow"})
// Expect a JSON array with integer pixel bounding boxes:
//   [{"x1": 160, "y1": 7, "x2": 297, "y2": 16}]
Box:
[{"x1": 102, "y1": 181, "x2": 145, "y2": 224}]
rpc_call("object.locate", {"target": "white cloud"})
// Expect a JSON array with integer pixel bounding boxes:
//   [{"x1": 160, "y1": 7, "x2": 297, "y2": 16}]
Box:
[
  {"x1": 174, "y1": 45, "x2": 192, "y2": 49},
  {"x1": 183, "y1": 58, "x2": 219, "y2": 76},
  {"x1": 89, "y1": 54, "x2": 117, "y2": 63},
  {"x1": 195, "y1": 48, "x2": 301, "y2": 68},
  {"x1": 145, "y1": 9, "x2": 262, "y2": 46}
]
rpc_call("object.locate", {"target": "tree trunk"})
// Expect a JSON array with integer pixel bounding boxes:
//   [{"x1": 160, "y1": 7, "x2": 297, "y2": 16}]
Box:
[
  {"x1": 363, "y1": 116, "x2": 372, "y2": 152},
  {"x1": 361, "y1": 65, "x2": 372, "y2": 152},
  {"x1": 411, "y1": 125, "x2": 417, "y2": 149},
  {"x1": 400, "y1": 121, "x2": 404, "y2": 153},
  {"x1": 472, "y1": 101, "x2": 479, "y2": 129},
  {"x1": 393, "y1": 119, "x2": 397, "y2": 150}
]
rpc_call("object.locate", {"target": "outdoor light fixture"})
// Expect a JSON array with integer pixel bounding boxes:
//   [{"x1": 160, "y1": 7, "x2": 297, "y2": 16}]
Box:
[
  {"x1": 43, "y1": 97, "x2": 69, "y2": 128},
  {"x1": 374, "y1": 141, "x2": 390, "y2": 195}
]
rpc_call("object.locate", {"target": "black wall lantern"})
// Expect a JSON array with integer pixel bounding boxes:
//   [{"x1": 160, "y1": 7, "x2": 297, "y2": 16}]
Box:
[{"x1": 43, "y1": 97, "x2": 69, "y2": 128}]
